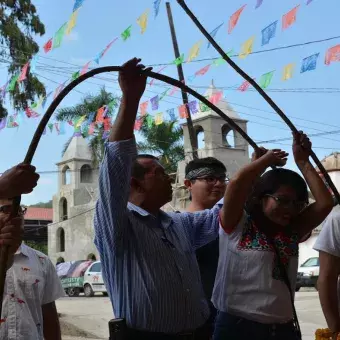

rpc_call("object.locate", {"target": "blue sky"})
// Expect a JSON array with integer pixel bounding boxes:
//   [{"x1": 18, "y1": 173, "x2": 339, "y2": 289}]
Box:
[{"x1": 0, "y1": 0, "x2": 339, "y2": 205}]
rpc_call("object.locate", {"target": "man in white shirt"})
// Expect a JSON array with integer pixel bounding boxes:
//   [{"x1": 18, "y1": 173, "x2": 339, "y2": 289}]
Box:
[
  {"x1": 314, "y1": 206, "x2": 340, "y2": 340},
  {"x1": 0, "y1": 198, "x2": 65, "y2": 340}
]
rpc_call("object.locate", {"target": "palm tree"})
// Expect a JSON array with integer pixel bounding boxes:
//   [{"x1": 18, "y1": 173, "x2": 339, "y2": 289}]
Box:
[
  {"x1": 138, "y1": 115, "x2": 184, "y2": 174},
  {"x1": 56, "y1": 87, "x2": 119, "y2": 167}
]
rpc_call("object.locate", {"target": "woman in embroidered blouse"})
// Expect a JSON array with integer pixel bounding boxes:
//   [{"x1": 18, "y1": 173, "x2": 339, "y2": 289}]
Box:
[{"x1": 212, "y1": 131, "x2": 333, "y2": 340}]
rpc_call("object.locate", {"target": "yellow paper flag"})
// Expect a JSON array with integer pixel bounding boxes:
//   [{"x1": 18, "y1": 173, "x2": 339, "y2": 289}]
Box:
[
  {"x1": 137, "y1": 9, "x2": 150, "y2": 34},
  {"x1": 282, "y1": 63, "x2": 295, "y2": 81},
  {"x1": 75, "y1": 115, "x2": 86, "y2": 128},
  {"x1": 239, "y1": 36, "x2": 255, "y2": 59},
  {"x1": 187, "y1": 41, "x2": 202, "y2": 62},
  {"x1": 66, "y1": 9, "x2": 79, "y2": 35},
  {"x1": 155, "y1": 112, "x2": 164, "y2": 125}
]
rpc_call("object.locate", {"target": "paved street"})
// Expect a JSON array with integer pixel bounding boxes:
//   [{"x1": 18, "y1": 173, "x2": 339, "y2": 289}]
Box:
[{"x1": 57, "y1": 290, "x2": 327, "y2": 340}]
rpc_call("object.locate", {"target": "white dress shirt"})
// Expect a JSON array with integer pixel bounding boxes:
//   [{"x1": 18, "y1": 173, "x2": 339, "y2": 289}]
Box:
[{"x1": 0, "y1": 244, "x2": 65, "y2": 340}]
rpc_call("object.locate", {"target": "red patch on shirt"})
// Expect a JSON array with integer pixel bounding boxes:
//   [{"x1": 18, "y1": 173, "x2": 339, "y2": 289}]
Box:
[{"x1": 21, "y1": 267, "x2": 30, "y2": 272}]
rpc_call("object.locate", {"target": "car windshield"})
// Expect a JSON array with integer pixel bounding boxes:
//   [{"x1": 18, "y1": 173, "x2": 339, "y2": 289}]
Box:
[{"x1": 301, "y1": 257, "x2": 319, "y2": 267}]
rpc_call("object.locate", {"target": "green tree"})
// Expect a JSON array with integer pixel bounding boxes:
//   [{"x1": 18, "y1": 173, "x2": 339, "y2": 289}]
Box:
[
  {"x1": 25, "y1": 241, "x2": 47, "y2": 255},
  {"x1": 56, "y1": 88, "x2": 119, "y2": 167},
  {"x1": 138, "y1": 115, "x2": 184, "y2": 174},
  {"x1": 0, "y1": 0, "x2": 46, "y2": 118},
  {"x1": 29, "y1": 200, "x2": 52, "y2": 208}
]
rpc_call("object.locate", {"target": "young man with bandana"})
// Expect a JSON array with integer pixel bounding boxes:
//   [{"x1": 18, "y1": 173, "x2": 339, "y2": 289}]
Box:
[{"x1": 184, "y1": 158, "x2": 227, "y2": 337}]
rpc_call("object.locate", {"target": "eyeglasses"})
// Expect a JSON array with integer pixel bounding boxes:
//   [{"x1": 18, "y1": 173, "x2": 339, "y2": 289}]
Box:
[
  {"x1": 0, "y1": 205, "x2": 27, "y2": 216},
  {"x1": 194, "y1": 175, "x2": 227, "y2": 185},
  {"x1": 265, "y1": 195, "x2": 307, "y2": 211}
]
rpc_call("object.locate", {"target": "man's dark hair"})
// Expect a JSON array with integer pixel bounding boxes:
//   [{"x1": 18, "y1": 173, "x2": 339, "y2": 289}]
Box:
[
  {"x1": 131, "y1": 154, "x2": 159, "y2": 179},
  {"x1": 185, "y1": 157, "x2": 226, "y2": 176}
]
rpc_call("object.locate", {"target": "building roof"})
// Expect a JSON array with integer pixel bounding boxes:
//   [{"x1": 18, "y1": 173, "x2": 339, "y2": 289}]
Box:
[
  {"x1": 318, "y1": 152, "x2": 340, "y2": 172},
  {"x1": 25, "y1": 207, "x2": 53, "y2": 221},
  {"x1": 192, "y1": 80, "x2": 242, "y2": 121},
  {"x1": 58, "y1": 135, "x2": 92, "y2": 165}
]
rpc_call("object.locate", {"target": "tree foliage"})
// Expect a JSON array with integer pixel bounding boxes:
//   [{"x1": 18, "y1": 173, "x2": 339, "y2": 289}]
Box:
[
  {"x1": 29, "y1": 200, "x2": 52, "y2": 208},
  {"x1": 56, "y1": 88, "x2": 119, "y2": 168},
  {"x1": 0, "y1": 0, "x2": 46, "y2": 118},
  {"x1": 138, "y1": 115, "x2": 184, "y2": 174}
]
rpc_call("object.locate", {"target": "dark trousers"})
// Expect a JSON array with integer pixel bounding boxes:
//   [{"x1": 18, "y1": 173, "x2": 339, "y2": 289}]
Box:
[{"x1": 213, "y1": 311, "x2": 298, "y2": 340}]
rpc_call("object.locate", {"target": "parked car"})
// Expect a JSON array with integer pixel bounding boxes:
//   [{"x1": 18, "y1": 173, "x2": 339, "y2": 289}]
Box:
[
  {"x1": 83, "y1": 261, "x2": 108, "y2": 297},
  {"x1": 296, "y1": 257, "x2": 319, "y2": 291},
  {"x1": 57, "y1": 260, "x2": 93, "y2": 297}
]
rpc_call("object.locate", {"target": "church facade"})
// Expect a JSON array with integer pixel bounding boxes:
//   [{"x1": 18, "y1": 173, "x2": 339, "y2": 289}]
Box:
[{"x1": 48, "y1": 136, "x2": 100, "y2": 264}]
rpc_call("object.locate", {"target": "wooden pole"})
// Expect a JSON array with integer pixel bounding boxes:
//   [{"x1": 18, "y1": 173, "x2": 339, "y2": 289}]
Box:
[
  {"x1": 166, "y1": 1, "x2": 198, "y2": 159},
  {"x1": 176, "y1": 0, "x2": 340, "y2": 206},
  {"x1": 0, "y1": 66, "x2": 262, "y2": 318}
]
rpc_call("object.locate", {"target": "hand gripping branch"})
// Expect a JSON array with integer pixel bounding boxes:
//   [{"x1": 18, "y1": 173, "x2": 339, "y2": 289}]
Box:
[
  {"x1": 0, "y1": 65, "x2": 262, "y2": 317},
  {"x1": 176, "y1": 0, "x2": 340, "y2": 206}
]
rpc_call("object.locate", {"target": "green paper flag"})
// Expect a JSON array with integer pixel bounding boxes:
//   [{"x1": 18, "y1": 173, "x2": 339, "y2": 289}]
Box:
[
  {"x1": 108, "y1": 99, "x2": 116, "y2": 109},
  {"x1": 121, "y1": 25, "x2": 132, "y2": 41},
  {"x1": 259, "y1": 70, "x2": 275, "y2": 89},
  {"x1": 146, "y1": 115, "x2": 153, "y2": 128},
  {"x1": 53, "y1": 23, "x2": 67, "y2": 49},
  {"x1": 8, "y1": 75, "x2": 19, "y2": 92},
  {"x1": 159, "y1": 89, "x2": 169, "y2": 101},
  {"x1": 173, "y1": 54, "x2": 184, "y2": 66},
  {"x1": 199, "y1": 97, "x2": 210, "y2": 112},
  {"x1": 48, "y1": 123, "x2": 54, "y2": 132},
  {"x1": 72, "y1": 71, "x2": 80, "y2": 80}
]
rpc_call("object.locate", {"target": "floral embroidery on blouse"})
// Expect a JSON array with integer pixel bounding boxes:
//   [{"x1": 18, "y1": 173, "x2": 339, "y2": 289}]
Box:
[{"x1": 237, "y1": 216, "x2": 299, "y2": 281}]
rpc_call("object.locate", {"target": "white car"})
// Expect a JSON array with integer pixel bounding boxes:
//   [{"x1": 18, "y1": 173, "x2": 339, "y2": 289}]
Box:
[
  {"x1": 296, "y1": 257, "x2": 320, "y2": 291},
  {"x1": 83, "y1": 261, "x2": 108, "y2": 297}
]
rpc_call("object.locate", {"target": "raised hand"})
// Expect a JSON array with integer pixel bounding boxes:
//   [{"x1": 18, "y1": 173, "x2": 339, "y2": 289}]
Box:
[
  {"x1": 0, "y1": 164, "x2": 40, "y2": 198},
  {"x1": 293, "y1": 130, "x2": 311, "y2": 165},
  {"x1": 119, "y1": 58, "x2": 152, "y2": 101},
  {"x1": 251, "y1": 147, "x2": 267, "y2": 162},
  {"x1": 261, "y1": 149, "x2": 288, "y2": 167}
]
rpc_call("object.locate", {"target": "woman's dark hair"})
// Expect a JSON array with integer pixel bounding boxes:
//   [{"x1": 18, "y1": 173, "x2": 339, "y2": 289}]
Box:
[{"x1": 245, "y1": 168, "x2": 308, "y2": 218}]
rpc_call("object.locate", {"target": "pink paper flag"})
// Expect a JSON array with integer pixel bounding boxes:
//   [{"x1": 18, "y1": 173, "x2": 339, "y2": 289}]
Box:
[
  {"x1": 325, "y1": 45, "x2": 340, "y2": 65},
  {"x1": 80, "y1": 61, "x2": 91, "y2": 76},
  {"x1": 229, "y1": 5, "x2": 246, "y2": 34},
  {"x1": 282, "y1": 6, "x2": 299, "y2": 30},
  {"x1": 209, "y1": 91, "x2": 223, "y2": 105},
  {"x1": 195, "y1": 64, "x2": 211, "y2": 76},
  {"x1": 140, "y1": 101, "x2": 149, "y2": 116},
  {"x1": 169, "y1": 86, "x2": 179, "y2": 96},
  {"x1": 43, "y1": 39, "x2": 53, "y2": 53},
  {"x1": 150, "y1": 66, "x2": 167, "y2": 86},
  {"x1": 178, "y1": 104, "x2": 189, "y2": 119},
  {"x1": 19, "y1": 63, "x2": 29, "y2": 82},
  {"x1": 238, "y1": 80, "x2": 251, "y2": 92},
  {"x1": 134, "y1": 118, "x2": 143, "y2": 131}
]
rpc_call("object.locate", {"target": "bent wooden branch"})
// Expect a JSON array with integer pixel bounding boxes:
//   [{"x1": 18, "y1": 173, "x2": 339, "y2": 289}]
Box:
[
  {"x1": 176, "y1": 0, "x2": 340, "y2": 206},
  {"x1": 0, "y1": 65, "x2": 262, "y2": 317}
]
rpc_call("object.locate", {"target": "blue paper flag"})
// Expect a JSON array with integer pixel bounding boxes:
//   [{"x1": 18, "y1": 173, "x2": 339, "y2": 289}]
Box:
[
  {"x1": 154, "y1": 0, "x2": 161, "y2": 18},
  {"x1": 73, "y1": 0, "x2": 85, "y2": 12},
  {"x1": 87, "y1": 112, "x2": 96, "y2": 124},
  {"x1": 188, "y1": 101, "x2": 199, "y2": 114},
  {"x1": 255, "y1": 0, "x2": 264, "y2": 9},
  {"x1": 0, "y1": 117, "x2": 6, "y2": 131},
  {"x1": 300, "y1": 53, "x2": 319, "y2": 73},
  {"x1": 150, "y1": 95, "x2": 159, "y2": 110},
  {"x1": 167, "y1": 108, "x2": 176, "y2": 121},
  {"x1": 261, "y1": 21, "x2": 277, "y2": 46},
  {"x1": 207, "y1": 23, "x2": 224, "y2": 49}
]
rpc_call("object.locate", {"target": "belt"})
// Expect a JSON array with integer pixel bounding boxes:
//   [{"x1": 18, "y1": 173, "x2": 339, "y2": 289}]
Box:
[{"x1": 126, "y1": 328, "x2": 196, "y2": 339}]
